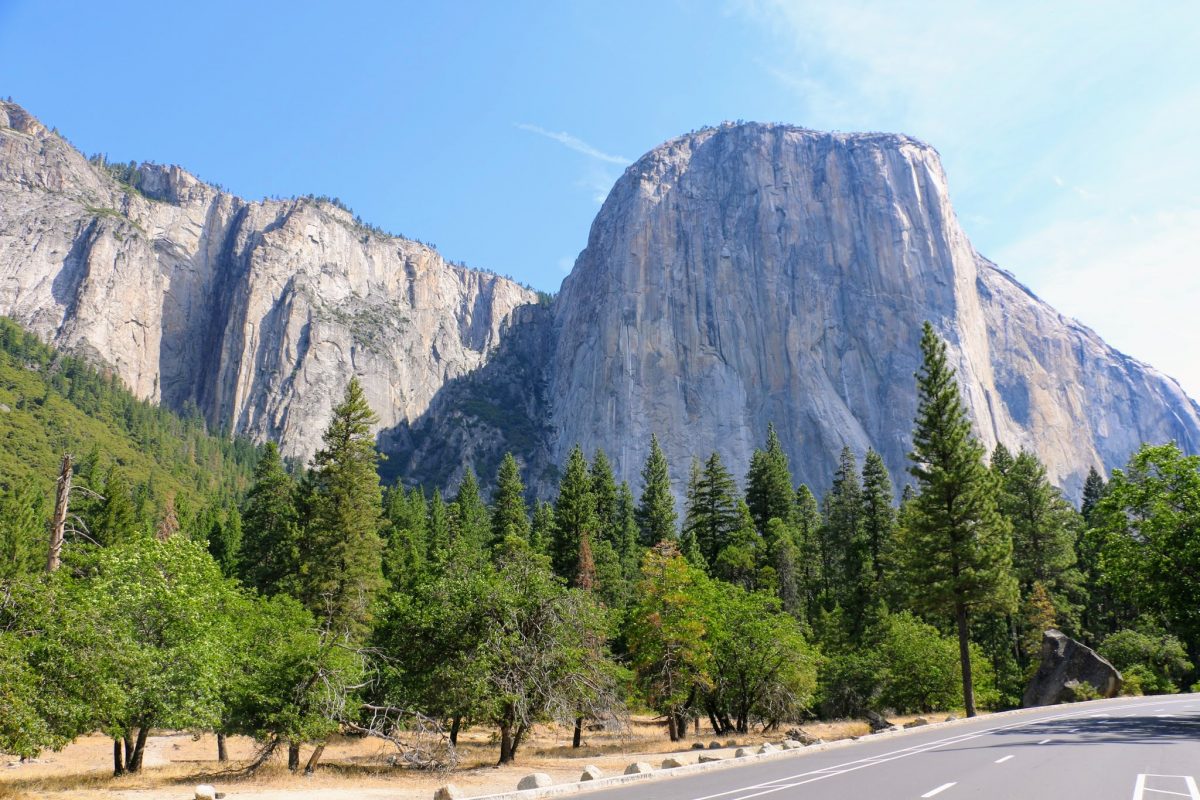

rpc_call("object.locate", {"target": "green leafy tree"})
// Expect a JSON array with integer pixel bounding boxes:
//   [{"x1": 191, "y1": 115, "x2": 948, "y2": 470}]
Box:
[
  {"x1": 746, "y1": 424, "x2": 795, "y2": 533},
  {"x1": 704, "y1": 583, "x2": 818, "y2": 733},
  {"x1": 529, "y1": 499, "x2": 555, "y2": 556},
  {"x1": 824, "y1": 447, "x2": 870, "y2": 628},
  {"x1": 635, "y1": 435, "x2": 677, "y2": 545},
  {"x1": 491, "y1": 453, "x2": 531, "y2": 548},
  {"x1": 295, "y1": 378, "x2": 386, "y2": 641},
  {"x1": 92, "y1": 467, "x2": 140, "y2": 546},
  {"x1": 902, "y1": 322, "x2": 1017, "y2": 717},
  {"x1": 1099, "y1": 626, "x2": 1193, "y2": 695},
  {"x1": 794, "y1": 484, "x2": 824, "y2": 616},
  {"x1": 427, "y1": 489, "x2": 451, "y2": 558},
  {"x1": 627, "y1": 542, "x2": 711, "y2": 740},
  {"x1": 1092, "y1": 444, "x2": 1200, "y2": 658}
]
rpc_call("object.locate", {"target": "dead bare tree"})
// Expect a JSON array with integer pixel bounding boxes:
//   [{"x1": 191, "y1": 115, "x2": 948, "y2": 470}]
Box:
[{"x1": 46, "y1": 454, "x2": 71, "y2": 572}]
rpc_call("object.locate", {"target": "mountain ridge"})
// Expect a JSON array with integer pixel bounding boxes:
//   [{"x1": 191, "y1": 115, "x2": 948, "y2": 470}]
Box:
[{"x1": 1, "y1": 100, "x2": 1197, "y2": 500}]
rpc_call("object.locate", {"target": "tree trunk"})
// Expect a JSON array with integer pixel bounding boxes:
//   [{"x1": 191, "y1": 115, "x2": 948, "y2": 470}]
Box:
[
  {"x1": 112, "y1": 737, "x2": 125, "y2": 776},
  {"x1": 956, "y1": 601, "x2": 977, "y2": 717},
  {"x1": 129, "y1": 725, "x2": 150, "y2": 773},
  {"x1": 288, "y1": 742, "x2": 301, "y2": 771},
  {"x1": 123, "y1": 730, "x2": 134, "y2": 771},
  {"x1": 498, "y1": 722, "x2": 514, "y2": 765},
  {"x1": 511, "y1": 723, "x2": 528, "y2": 759},
  {"x1": 46, "y1": 454, "x2": 71, "y2": 572},
  {"x1": 217, "y1": 732, "x2": 228, "y2": 762},
  {"x1": 572, "y1": 716, "x2": 583, "y2": 748},
  {"x1": 707, "y1": 708, "x2": 723, "y2": 735},
  {"x1": 667, "y1": 713, "x2": 678, "y2": 741},
  {"x1": 303, "y1": 741, "x2": 326, "y2": 775},
  {"x1": 449, "y1": 715, "x2": 461, "y2": 747}
]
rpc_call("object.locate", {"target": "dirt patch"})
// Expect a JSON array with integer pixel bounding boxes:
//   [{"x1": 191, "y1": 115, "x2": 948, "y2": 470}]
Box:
[{"x1": 0, "y1": 713, "x2": 946, "y2": 799}]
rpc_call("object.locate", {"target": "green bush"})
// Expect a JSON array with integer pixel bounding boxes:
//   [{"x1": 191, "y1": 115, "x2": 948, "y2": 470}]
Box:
[{"x1": 1099, "y1": 628, "x2": 1191, "y2": 695}]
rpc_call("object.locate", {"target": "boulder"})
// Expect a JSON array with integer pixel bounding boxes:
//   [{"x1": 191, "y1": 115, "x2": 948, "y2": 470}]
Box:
[
  {"x1": 195, "y1": 787, "x2": 216, "y2": 800},
  {"x1": 708, "y1": 741, "x2": 723, "y2": 749},
  {"x1": 944, "y1": 714, "x2": 959, "y2": 722},
  {"x1": 1023, "y1": 629, "x2": 1122, "y2": 707},
  {"x1": 699, "y1": 754, "x2": 722, "y2": 763},
  {"x1": 866, "y1": 710, "x2": 893, "y2": 733},
  {"x1": 580, "y1": 765, "x2": 604, "y2": 781},
  {"x1": 785, "y1": 727, "x2": 819, "y2": 745},
  {"x1": 624, "y1": 762, "x2": 654, "y2": 775},
  {"x1": 781, "y1": 739, "x2": 803, "y2": 750},
  {"x1": 661, "y1": 757, "x2": 686, "y2": 768},
  {"x1": 433, "y1": 787, "x2": 463, "y2": 800},
  {"x1": 904, "y1": 718, "x2": 930, "y2": 729},
  {"x1": 517, "y1": 773, "x2": 553, "y2": 791},
  {"x1": 735, "y1": 747, "x2": 753, "y2": 758},
  {"x1": 691, "y1": 742, "x2": 706, "y2": 750},
  {"x1": 757, "y1": 743, "x2": 777, "y2": 754}
]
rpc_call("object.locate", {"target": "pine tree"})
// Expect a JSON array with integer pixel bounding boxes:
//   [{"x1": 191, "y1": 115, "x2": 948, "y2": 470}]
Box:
[
  {"x1": 904, "y1": 322, "x2": 1017, "y2": 717},
  {"x1": 1080, "y1": 466, "x2": 1107, "y2": 525},
  {"x1": 240, "y1": 442, "x2": 299, "y2": 596},
  {"x1": 990, "y1": 443, "x2": 1015, "y2": 478},
  {"x1": 590, "y1": 450, "x2": 619, "y2": 547},
  {"x1": 427, "y1": 489, "x2": 451, "y2": 558},
  {"x1": 451, "y1": 468, "x2": 490, "y2": 555},
  {"x1": 825, "y1": 447, "x2": 870, "y2": 630},
  {"x1": 794, "y1": 484, "x2": 824, "y2": 616},
  {"x1": 745, "y1": 424, "x2": 795, "y2": 533},
  {"x1": 0, "y1": 485, "x2": 45, "y2": 580},
  {"x1": 615, "y1": 482, "x2": 641, "y2": 580},
  {"x1": 295, "y1": 377, "x2": 386, "y2": 641},
  {"x1": 635, "y1": 434, "x2": 677, "y2": 546},
  {"x1": 861, "y1": 449, "x2": 896, "y2": 585},
  {"x1": 93, "y1": 467, "x2": 140, "y2": 546},
  {"x1": 491, "y1": 453, "x2": 531, "y2": 547},
  {"x1": 997, "y1": 450, "x2": 1084, "y2": 629},
  {"x1": 384, "y1": 486, "x2": 428, "y2": 591},
  {"x1": 530, "y1": 500, "x2": 555, "y2": 556},
  {"x1": 552, "y1": 445, "x2": 599, "y2": 582},
  {"x1": 683, "y1": 452, "x2": 742, "y2": 567}
]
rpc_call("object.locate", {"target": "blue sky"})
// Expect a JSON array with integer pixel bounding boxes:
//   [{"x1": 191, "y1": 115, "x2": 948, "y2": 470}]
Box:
[{"x1": 1, "y1": 1, "x2": 1197, "y2": 396}]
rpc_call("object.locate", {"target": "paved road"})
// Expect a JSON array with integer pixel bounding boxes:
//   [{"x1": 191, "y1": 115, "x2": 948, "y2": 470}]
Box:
[{"x1": 580, "y1": 693, "x2": 1200, "y2": 800}]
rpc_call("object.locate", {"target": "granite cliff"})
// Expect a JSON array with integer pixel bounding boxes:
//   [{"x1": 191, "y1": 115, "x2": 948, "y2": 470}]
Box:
[
  {"x1": 2, "y1": 102, "x2": 1197, "y2": 497},
  {"x1": 547, "y1": 123, "x2": 1200, "y2": 497},
  {"x1": 0, "y1": 101, "x2": 537, "y2": 462}
]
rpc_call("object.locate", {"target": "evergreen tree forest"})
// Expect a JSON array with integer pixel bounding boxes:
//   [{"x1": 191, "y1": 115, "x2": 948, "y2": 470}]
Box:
[{"x1": 2, "y1": 317, "x2": 1198, "y2": 771}]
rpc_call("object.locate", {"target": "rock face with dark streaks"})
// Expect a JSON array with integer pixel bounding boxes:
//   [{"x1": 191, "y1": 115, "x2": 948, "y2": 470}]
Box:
[
  {"x1": 547, "y1": 123, "x2": 1200, "y2": 498},
  {"x1": 0, "y1": 101, "x2": 536, "y2": 462}
]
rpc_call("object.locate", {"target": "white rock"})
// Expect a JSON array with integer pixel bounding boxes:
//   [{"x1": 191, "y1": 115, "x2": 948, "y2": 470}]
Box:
[
  {"x1": 517, "y1": 773, "x2": 553, "y2": 790},
  {"x1": 661, "y1": 757, "x2": 686, "y2": 768},
  {"x1": 624, "y1": 762, "x2": 654, "y2": 775},
  {"x1": 433, "y1": 785, "x2": 463, "y2": 800},
  {"x1": 580, "y1": 765, "x2": 604, "y2": 781},
  {"x1": 194, "y1": 786, "x2": 216, "y2": 800}
]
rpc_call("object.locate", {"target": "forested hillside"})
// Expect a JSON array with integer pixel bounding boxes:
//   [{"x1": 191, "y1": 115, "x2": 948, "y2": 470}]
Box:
[
  {"x1": 0, "y1": 317, "x2": 260, "y2": 575},
  {"x1": 1, "y1": 319, "x2": 1197, "y2": 778}
]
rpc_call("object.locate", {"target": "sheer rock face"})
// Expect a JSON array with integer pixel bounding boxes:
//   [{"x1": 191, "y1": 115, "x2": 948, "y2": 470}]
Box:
[
  {"x1": 550, "y1": 123, "x2": 1200, "y2": 498},
  {"x1": 0, "y1": 101, "x2": 537, "y2": 461}
]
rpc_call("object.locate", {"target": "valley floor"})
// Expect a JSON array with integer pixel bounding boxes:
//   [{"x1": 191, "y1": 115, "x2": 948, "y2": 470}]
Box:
[{"x1": 0, "y1": 714, "x2": 939, "y2": 800}]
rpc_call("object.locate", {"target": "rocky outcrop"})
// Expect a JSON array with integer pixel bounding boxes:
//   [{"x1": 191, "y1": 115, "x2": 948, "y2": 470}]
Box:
[
  {"x1": 549, "y1": 123, "x2": 1200, "y2": 499},
  {"x1": 1023, "y1": 629, "x2": 1122, "y2": 706},
  {"x1": 0, "y1": 101, "x2": 537, "y2": 462}
]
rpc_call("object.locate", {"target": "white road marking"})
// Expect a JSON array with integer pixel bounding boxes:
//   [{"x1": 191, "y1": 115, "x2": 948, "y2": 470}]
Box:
[
  {"x1": 681, "y1": 697, "x2": 1199, "y2": 800},
  {"x1": 1037, "y1": 738, "x2": 1051, "y2": 744},
  {"x1": 922, "y1": 783, "x2": 957, "y2": 798},
  {"x1": 1131, "y1": 773, "x2": 1200, "y2": 800},
  {"x1": 995, "y1": 755, "x2": 1015, "y2": 763}
]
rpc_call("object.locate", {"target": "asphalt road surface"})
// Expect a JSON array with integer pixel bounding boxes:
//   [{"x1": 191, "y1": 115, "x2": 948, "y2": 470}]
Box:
[{"x1": 579, "y1": 693, "x2": 1200, "y2": 800}]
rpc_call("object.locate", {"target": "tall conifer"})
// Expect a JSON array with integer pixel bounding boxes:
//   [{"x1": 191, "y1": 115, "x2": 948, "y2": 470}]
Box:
[
  {"x1": 635, "y1": 435, "x2": 677, "y2": 546},
  {"x1": 904, "y1": 322, "x2": 1016, "y2": 716}
]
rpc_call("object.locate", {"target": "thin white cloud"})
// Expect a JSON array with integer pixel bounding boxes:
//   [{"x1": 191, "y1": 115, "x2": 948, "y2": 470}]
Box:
[{"x1": 516, "y1": 123, "x2": 629, "y2": 165}]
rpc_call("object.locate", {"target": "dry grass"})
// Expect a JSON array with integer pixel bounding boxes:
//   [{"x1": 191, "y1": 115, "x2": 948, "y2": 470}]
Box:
[{"x1": 0, "y1": 712, "x2": 952, "y2": 799}]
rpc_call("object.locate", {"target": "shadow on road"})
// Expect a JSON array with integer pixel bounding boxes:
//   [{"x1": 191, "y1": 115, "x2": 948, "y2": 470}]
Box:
[{"x1": 956, "y1": 712, "x2": 1200, "y2": 750}]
